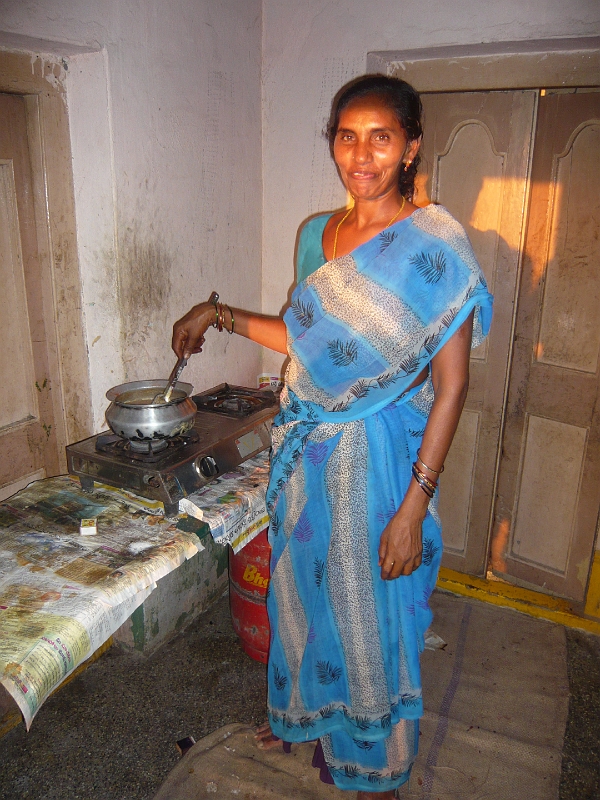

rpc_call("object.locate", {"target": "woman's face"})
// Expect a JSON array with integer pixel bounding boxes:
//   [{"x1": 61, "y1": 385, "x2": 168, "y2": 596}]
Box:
[{"x1": 332, "y1": 96, "x2": 420, "y2": 202}]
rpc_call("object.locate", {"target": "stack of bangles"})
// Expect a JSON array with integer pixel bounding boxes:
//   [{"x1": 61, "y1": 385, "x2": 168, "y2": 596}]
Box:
[
  {"x1": 411, "y1": 449, "x2": 444, "y2": 498},
  {"x1": 212, "y1": 301, "x2": 235, "y2": 334}
]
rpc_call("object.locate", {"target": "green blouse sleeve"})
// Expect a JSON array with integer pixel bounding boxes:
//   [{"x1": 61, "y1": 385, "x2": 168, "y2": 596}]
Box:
[{"x1": 296, "y1": 214, "x2": 331, "y2": 284}]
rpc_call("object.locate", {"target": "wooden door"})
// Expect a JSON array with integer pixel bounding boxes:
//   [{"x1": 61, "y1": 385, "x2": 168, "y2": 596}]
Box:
[
  {"x1": 0, "y1": 93, "x2": 61, "y2": 500},
  {"x1": 490, "y1": 92, "x2": 600, "y2": 601},
  {"x1": 418, "y1": 90, "x2": 537, "y2": 575}
]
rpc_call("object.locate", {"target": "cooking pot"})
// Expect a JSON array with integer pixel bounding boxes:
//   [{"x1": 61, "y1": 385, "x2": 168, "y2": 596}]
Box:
[{"x1": 105, "y1": 380, "x2": 197, "y2": 442}]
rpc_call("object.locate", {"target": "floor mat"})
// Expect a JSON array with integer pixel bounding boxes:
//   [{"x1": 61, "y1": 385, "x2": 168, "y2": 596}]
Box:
[
  {"x1": 406, "y1": 593, "x2": 568, "y2": 799},
  {"x1": 153, "y1": 593, "x2": 569, "y2": 799}
]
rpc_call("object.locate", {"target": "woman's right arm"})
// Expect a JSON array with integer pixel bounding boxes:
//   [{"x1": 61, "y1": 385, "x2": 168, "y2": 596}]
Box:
[{"x1": 172, "y1": 302, "x2": 288, "y2": 358}]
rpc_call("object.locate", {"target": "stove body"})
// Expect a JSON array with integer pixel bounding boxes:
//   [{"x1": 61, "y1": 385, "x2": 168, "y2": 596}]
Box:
[{"x1": 66, "y1": 384, "x2": 279, "y2": 515}]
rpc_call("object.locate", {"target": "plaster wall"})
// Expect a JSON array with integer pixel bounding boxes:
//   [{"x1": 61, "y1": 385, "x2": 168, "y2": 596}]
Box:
[
  {"x1": 1, "y1": 0, "x2": 598, "y2": 422},
  {"x1": 260, "y1": 0, "x2": 600, "y2": 377},
  {"x1": 0, "y1": 0, "x2": 262, "y2": 431}
]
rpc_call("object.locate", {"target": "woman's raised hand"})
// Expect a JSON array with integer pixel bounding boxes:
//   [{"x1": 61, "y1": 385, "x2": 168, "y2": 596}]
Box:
[{"x1": 172, "y1": 303, "x2": 215, "y2": 359}]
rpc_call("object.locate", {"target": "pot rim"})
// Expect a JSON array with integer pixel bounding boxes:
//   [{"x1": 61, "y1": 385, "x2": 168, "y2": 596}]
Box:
[{"x1": 106, "y1": 379, "x2": 194, "y2": 407}]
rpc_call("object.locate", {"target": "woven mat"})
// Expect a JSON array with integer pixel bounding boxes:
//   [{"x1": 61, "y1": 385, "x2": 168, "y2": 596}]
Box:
[{"x1": 153, "y1": 592, "x2": 568, "y2": 799}]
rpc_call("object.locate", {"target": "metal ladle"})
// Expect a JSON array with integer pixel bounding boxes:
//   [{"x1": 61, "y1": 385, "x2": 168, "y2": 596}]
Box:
[
  {"x1": 152, "y1": 291, "x2": 219, "y2": 405},
  {"x1": 151, "y1": 356, "x2": 188, "y2": 405}
]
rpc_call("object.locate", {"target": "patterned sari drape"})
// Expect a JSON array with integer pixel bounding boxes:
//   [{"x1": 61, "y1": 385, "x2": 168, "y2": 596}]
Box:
[{"x1": 266, "y1": 205, "x2": 493, "y2": 792}]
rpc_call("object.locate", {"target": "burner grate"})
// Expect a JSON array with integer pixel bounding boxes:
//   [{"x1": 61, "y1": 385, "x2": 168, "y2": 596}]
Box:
[
  {"x1": 192, "y1": 383, "x2": 277, "y2": 418},
  {"x1": 214, "y1": 395, "x2": 264, "y2": 414},
  {"x1": 95, "y1": 431, "x2": 199, "y2": 462}
]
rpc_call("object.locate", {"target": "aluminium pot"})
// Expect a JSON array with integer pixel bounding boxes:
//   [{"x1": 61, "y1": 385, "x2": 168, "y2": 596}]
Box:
[{"x1": 105, "y1": 380, "x2": 197, "y2": 442}]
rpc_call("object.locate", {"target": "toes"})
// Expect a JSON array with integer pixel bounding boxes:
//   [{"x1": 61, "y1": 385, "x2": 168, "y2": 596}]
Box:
[
  {"x1": 256, "y1": 735, "x2": 283, "y2": 751},
  {"x1": 254, "y1": 721, "x2": 271, "y2": 734},
  {"x1": 253, "y1": 721, "x2": 283, "y2": 751}
]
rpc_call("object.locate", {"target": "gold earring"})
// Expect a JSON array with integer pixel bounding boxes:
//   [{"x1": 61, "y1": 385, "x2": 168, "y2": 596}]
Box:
[{"x1": 404, "y1": 160, "x2": 412, "y2": 172}]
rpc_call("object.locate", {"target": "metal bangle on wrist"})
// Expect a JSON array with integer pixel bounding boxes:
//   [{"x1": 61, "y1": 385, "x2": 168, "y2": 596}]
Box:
[
  {"x1": 211, "y1": 298, "x2": 235, "y2": 335},
  {"x1": 411, "y1": 463, "x2": 437, "y2": 498}
]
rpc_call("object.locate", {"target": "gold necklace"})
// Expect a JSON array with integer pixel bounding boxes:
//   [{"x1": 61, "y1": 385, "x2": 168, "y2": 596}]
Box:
[
  {"x1": 332, "y1": 206, "x2": 353, "y2": 259},
  {"x1": 331, "y1": 196, "x2": 406, "y2": 259},
  {"x1": 385, "y1": 196, "x2": 406, "y2": 229}
]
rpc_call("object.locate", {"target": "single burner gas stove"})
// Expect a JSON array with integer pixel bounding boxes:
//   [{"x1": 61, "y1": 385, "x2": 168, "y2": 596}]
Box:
[{"x1": 66, "y1": 384, "x2": 279, "y2": 515}]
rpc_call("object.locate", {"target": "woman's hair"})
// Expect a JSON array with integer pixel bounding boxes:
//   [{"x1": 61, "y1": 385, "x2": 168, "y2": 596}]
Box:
[{"x1": 327, "y1": 74, "x2": 423, "y2": 201}]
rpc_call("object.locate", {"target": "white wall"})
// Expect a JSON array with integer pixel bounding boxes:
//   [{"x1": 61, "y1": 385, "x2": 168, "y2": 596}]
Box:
[
  {"x1": 260, "y1": 0, "x2": 600, "y2": 376},
  {"x1": 0, "y1": 0, "x2": 262, "y2": 430},
  {"x1": 1, "y1": 0, "x2": 598, "y2": 422}
]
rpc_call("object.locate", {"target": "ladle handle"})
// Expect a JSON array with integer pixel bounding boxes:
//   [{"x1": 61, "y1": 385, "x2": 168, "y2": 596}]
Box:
[{"x1": 162, "y1": 356, "x2": 187, "y2": 403}]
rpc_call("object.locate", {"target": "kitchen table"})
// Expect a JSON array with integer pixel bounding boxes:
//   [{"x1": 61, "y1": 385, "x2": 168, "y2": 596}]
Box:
[{"x1": 0, "y1": 453, "x2": 269, "y2": 729}]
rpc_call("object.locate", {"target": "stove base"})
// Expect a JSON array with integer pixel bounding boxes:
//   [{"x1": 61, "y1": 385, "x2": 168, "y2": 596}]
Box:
[{"x1": 66, "y1": 384, "x2": 279, "y2": 517}]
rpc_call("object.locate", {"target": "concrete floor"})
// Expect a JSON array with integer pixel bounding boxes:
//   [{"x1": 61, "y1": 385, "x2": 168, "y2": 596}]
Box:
[
  {"x1": 0, "y1": 591, "x2": 598, "y2": 800},
  {"x1": 560, "y1": 628, "x2": 600, "y2": 799}
]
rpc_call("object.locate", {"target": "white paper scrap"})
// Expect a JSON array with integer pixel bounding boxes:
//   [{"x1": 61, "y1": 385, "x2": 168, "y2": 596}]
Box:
[
  {"x1": 178, "y1": 498, "x2": 204, "y2": 520},
  {"x1": 79, "y1": 518, "x2": 97, "y2": 536}
]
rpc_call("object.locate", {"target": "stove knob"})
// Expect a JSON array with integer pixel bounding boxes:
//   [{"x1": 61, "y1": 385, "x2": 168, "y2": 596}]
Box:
[{"x1": 195, "y1": 455, "x2": 218, "y2": 478}]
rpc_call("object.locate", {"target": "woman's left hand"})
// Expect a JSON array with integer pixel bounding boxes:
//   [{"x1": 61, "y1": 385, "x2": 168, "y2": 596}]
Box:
[{"x1": 378, "y1": 489, "x2": 427, "y2": 579}]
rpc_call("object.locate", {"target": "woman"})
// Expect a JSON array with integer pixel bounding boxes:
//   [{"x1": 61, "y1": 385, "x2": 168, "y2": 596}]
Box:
[{"x1": 172, "y1": 75, "x2": 493, "y2": 798}]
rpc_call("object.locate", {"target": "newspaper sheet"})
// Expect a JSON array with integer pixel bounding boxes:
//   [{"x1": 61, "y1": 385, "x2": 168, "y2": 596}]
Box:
[
  {"x1": 180, "y1": 451, "x2": 270, "y2": 553},
  {"x1": 0, "y1": 587, "x2": 151, "y2": 726},
  {"x1": 0, "y1": 455, "x2": 270, "y2": 728},
  {"x1": 0, "y1": 477, "x2": 203, "y2": 727}
]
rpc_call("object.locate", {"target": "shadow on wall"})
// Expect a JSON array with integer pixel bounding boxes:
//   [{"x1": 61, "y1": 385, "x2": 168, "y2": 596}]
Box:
[{"x1": 118, "y1": 218, "x2": 173, "y2": 377}]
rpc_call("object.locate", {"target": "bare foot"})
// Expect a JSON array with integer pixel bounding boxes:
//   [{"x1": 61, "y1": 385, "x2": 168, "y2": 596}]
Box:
[{"x1": 253, "y1": 720, "x2": 284, "y2": 750}]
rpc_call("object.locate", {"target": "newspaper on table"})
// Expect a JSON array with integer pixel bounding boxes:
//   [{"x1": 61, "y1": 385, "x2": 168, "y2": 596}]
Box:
[
  {"x1": 179, "y1": 451, "x2": 270, "y2": 553},
  {"x1": 0, "y1": 453, "x2": 272, "y2": 728},
  {"x1": 0, "y1": 476, "x2": 204, "y2": 728}
]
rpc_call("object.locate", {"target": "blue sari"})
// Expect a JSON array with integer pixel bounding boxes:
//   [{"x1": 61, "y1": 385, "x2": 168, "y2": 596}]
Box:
[{"x1": 266, "y1": 205, "x2": 493, "y2": 792}]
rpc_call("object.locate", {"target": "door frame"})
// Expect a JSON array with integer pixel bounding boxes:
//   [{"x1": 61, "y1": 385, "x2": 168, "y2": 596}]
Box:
[
  {"x1": 0, "y1": 49, "x2": 93, "y2": 472},
  {"x1": 368, "y1": 37, "x2": 600, "y2": 93}
]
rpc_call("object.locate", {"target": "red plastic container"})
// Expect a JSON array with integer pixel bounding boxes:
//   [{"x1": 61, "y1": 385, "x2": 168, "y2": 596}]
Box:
[{"x1": 228, "y1": 529, "x2": 271, "y2": 663}]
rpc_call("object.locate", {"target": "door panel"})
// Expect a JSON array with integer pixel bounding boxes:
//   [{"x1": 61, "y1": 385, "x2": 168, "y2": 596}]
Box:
[
  {"x1": 419, "y1": 90, "x2": 537, "y2": 574},
  {"x1": 537, "y1": 122, "x2": 600, "y2": 373},
  {"x1": 0, "y1": 93, "x2": 60, "y2": 499},
  {"x1": 0, "y1": 161, "x2": 38, "y2": 428},
  {"x1": 435, "y1": 120, "x2": 504, "y2": 364},
  {"x1": 491, "y1": 92, "x2": 600, "y2": 601},
  {"x1": 438, "y1": 409, "x2": 480, "y2": 555},
  {"x1": 511, "y1": 416, "x2": 586, "y2": 572}
]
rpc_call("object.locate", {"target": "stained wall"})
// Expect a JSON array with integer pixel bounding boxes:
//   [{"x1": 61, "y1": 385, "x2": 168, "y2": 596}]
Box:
[
  {"x1": 0, "y1": 0, "x2": 262, "y2": 430},
  {"x1": 0, "y1": 0, "x2": 598, "y2": 426}
]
